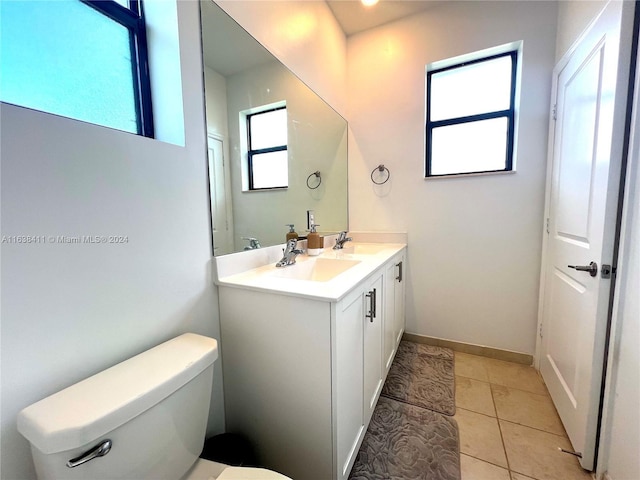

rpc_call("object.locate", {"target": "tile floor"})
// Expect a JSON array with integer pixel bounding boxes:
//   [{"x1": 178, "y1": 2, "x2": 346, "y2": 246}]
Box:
[{"x1": 454, "y1": 351, "x2": 594, "y2": 480}]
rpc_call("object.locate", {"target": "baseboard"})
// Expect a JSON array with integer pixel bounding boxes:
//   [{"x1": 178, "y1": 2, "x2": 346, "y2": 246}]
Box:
[{"x1": 403, "y1": 333, "x2": 533, "y2": 366}]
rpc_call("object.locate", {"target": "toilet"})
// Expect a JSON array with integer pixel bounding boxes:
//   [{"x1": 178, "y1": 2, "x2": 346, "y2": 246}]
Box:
[{"x1": 17, "y1": 333, "x2": 290, "y2": 480}]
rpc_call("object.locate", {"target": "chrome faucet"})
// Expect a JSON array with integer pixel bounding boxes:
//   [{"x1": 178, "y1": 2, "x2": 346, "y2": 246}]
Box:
[
  {"x1": 333, "y1": 231, "x2": 353, "y2": 250},
  {"x1": 242, "y1": 237, "x2": 261, "y2": 250},
  {"x1": 276, "y1": 239, "x2": 304, "y2": 267}
]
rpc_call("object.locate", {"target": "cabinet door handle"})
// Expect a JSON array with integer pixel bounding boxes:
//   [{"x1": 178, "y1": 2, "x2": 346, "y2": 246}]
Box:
[
  {"x1": 396, "y1": 261, "x2": 403, "y2": 282},
  {"x1": 372, "y1": 288, "x2": 377, "y2": 319},
  {"x1": 366, "y1": 288, "x2": 377, "y2": 322}
]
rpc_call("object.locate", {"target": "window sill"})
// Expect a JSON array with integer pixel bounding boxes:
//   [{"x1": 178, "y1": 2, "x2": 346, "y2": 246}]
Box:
[
  {"x1": 242, "y1": 187, "x2": 289, "y2": 193},
  {"x1": 424, "y1": 169, "x2": 516, "y2": 180}
]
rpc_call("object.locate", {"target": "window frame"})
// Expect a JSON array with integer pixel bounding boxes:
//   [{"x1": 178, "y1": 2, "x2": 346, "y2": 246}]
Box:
[
  {"x1": 82, "y1": 0, "x2": 154, "y2": 137},
  {"x1": 246, "y1": 106, "x2": 288, "y2": 191},
  {"x1": 425, "y1": 50, "x2": 518, "y2": 178}
]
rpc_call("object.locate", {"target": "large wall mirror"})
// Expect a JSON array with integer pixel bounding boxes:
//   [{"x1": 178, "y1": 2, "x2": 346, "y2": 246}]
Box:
[{"x1": 200, "y1": 1, "x2": 348, "y2": 256}]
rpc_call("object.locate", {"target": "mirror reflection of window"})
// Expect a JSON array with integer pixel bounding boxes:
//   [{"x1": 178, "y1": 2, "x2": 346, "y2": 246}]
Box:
[
  {"x1": 247, "y1": 106, "x2": 288, "y2": 190},
  {"x1": 199, "y1": 0, "x2": 349, "y2": 255}
]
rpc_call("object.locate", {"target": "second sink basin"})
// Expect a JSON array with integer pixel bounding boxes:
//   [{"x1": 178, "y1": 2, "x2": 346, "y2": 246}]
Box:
[{"x1": 270, "y1": 257, "x2": 361, "y2": 282}]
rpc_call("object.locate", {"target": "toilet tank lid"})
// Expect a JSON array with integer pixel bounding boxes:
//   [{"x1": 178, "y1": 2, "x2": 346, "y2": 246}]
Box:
[{"x1": 17, "y1": 333, "x2": 218, "y2": 455}]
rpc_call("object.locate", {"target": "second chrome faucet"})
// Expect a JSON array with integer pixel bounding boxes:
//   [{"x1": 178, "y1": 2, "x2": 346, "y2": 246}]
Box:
[{"x1": 276, "y1": 238, "x2": 304, "y2": 267}]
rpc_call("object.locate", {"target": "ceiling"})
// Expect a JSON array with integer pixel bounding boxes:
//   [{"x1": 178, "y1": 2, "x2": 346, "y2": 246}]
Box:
[
  {"x1": 326, "y1": 0, "x2": 444, "y2": 37},
  {"x1": 200, "y1": 0, "x2": 445, "y2": 74}
]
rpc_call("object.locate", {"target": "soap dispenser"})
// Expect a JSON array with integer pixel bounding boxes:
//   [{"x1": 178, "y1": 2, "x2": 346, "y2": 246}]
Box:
[
  {"x1": 307, "y1": 224, "x2": 322, "y2": 256},
  {"x1": 285, "y1": 224, "x2": 298, "y2": 242}
]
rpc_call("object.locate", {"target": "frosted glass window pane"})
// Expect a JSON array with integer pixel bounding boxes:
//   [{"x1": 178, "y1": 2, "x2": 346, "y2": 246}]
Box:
[
  {"x1": 250, "y1": 109, "x2": 287, "y2": 149},
  {"x1": 430, "y1": 118, "x2": 508, "y2": 175},
  {"x1": 0, "y1": 0, "x2": 138, "y2": 134},
  {"x1": 252, "y1": 151, "x2": 288, "y2": 189},
  {"x1": 431, "y1": 56, "x2": 512, "y2": 121}
]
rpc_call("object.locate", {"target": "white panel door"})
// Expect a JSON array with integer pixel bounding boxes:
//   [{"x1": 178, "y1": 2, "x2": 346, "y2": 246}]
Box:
[
  {"x1": 207, "y1": 135, "x2": 232, "y2": 255},
  {"x1": 540, "y1": 1, "x2": 629, "y2": 470}
]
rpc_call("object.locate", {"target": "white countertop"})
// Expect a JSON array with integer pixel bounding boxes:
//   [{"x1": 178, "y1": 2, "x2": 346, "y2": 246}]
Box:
[{"x1": 213, "y1": 242, "x2": 406, "y2": 302}]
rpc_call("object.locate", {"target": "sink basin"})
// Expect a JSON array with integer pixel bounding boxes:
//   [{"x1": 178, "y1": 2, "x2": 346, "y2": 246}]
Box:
[
  {"x1": 338, "y1": 244, "x2": 388, "y2": 255},
  {"x1": 269, "y1": 258, "x2": 361, "y2": 282}
]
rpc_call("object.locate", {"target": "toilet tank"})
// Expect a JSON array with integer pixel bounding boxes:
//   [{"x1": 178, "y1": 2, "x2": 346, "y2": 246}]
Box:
[{"x1": 17, "y1": 333, "x2": 218, "y2": 480}]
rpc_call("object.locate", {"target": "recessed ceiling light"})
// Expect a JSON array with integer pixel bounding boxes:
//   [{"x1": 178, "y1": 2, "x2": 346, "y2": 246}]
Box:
[{"x1": 361, "y1": 0, "x2": 379, "y2": 6}]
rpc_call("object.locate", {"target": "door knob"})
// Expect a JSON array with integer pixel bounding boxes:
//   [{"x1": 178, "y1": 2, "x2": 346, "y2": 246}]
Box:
[{"x1": 568, "y1": 262, "x2": 598, "y2": 277}]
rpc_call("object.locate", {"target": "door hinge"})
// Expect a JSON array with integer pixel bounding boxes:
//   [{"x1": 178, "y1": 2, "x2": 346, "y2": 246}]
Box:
[
  {"x1": 552, "y1": 104, "x2": 557, "y2": 121},
  {"x1": 539, "y1": 323, "x2": 543, "y2": 338},
  {"x1": 546, "y1": 217, "x2": 550, "y2": 234}
]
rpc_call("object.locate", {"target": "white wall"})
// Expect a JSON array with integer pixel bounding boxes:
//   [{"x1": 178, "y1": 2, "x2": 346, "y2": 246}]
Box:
[
  {"x1": 204, "y1": 65, "x2": 230, "y2": 140},
  {"x1": 215, "y1": 0, "x2": 347, "y2": 118},
  {"x1": 555, "y1": 0, "x2": 608, "y2": 62},
  {"x1": 0, "y1": 3, "x2": 224, "y2": 479},
  {"x1": 347, "y1": 1, "x2": 557, "y2": 355}
]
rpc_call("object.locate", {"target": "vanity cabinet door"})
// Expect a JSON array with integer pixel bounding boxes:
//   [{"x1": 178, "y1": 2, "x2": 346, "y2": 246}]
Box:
[
  {"x1": 335, "y1": 287, "x2": 365, "y2": 480},
  {"x1": 383, "y1": 251, "x2": 406, "y2": 373},
  {"x1": 393, "y1": 252, "x2": 406, "y2": 346},
  {"x1": 383, "y1": 252, "x2": 406, "y2": 371},
  {"x1": 363, "y1": 271, "x2": 384, "y2": 424},
  {"x1": 383, "y1": 261, "x2": 397, "y2": 373}
]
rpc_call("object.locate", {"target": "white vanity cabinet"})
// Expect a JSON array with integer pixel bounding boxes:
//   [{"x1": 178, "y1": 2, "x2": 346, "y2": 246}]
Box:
[{"x1": 217, "y1": 246, "x2": 406, "y2": 480}]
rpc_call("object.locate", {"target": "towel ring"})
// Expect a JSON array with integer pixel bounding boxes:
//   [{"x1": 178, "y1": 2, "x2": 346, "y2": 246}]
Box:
[
  {"x1": 306, "y1": 171, "x2": 322, "y2": 189},
  {"x1": 371, "y1": 165, "x2": 390, "y2": 185}
]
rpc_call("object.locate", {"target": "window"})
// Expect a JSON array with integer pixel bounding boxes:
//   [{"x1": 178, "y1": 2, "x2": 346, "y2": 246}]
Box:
[
  {"x1": 247, "y1": 106, "x2": 288, "y2": 190},
  {"x1": 0, "y1": 0, "x2": 153, "y2": 137},
  {"x1": 425, "y1": 50, "x2": 518, "y2": 177}
]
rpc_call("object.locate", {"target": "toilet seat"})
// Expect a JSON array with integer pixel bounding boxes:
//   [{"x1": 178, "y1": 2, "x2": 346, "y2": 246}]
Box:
[
  {"x1": 184, "y1": 458, "x2": 291, "y2": 480},
  {"x1": 216, "y1": 466, "x2": 292, "y2": 480}
]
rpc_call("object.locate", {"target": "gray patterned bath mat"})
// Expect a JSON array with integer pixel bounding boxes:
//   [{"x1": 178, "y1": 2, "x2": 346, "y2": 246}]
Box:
[
  {"x1": 381, "y1": 341, "x2": 456, "y2": 416},
  {"x1": 349, "y1": 396, "x2": 461, "y2": 480}
]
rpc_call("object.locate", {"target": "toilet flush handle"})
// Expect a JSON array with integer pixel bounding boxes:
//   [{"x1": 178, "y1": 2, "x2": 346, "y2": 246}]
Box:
[{"x1": 66, "y1": 439, "x2": 112, "y2": 468}]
